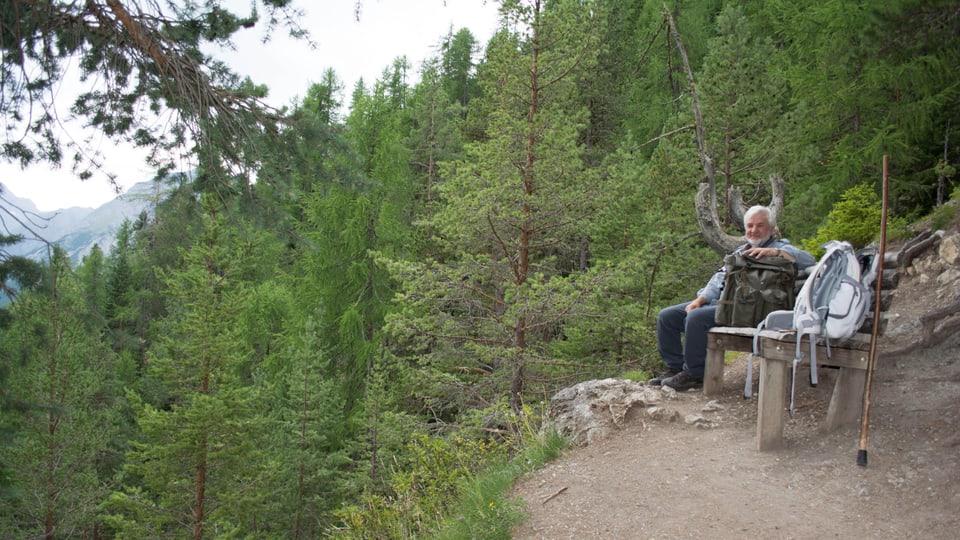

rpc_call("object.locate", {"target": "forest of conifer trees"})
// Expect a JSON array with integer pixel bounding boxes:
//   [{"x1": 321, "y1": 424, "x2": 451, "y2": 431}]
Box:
[{"x1": 1, "y1": 0, "x2": 958, "y2": 537}]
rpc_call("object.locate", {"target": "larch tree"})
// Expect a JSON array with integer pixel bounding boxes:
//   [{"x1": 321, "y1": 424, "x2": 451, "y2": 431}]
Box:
[
  {"x1": 440, "y1": 27, "x2": 484, "y2": 111},
  {"x1": 291, "y1": 60, "x2": 418, "y2": 477}
]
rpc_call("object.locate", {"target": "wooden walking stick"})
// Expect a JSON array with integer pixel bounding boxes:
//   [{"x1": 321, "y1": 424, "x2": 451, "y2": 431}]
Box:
[{"x1": 858, "y1": 155, "x2": 889, "y2": 467}]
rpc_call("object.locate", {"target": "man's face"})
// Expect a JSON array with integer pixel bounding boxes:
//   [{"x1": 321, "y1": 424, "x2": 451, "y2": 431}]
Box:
[{"x1": 745, "y1": 212, "x2": 772, "y2": 247}]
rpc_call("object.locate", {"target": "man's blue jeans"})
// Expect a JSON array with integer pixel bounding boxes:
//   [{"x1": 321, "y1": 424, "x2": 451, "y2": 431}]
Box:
[{"x1": 656, "y1": 301, "x2": 717, "y2": 379}]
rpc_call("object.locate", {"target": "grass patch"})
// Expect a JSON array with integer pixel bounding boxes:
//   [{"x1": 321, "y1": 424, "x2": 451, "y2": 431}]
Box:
[
  {"x1": 618, "y1": 369, "x2": 651, "y2": 382},
  {"x1": 429, "y1": 428, "x2": 568, "y2": 540},
  {"x1": 929, "y1": 203, "x2": 957, "y2": 231},
  {"x1": 725, "y1": 350, "x2": 745, "y2": 364}
]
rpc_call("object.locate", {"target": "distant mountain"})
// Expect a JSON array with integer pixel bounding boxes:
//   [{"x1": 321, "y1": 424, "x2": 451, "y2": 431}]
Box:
[{"x1": 2, "y1": 181, "x2": 161, "y2": 264}]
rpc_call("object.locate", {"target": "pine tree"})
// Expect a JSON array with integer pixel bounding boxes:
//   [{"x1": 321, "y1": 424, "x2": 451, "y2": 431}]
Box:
[
  {"x1": 105, "y1": 198, "x2": 271, "y2": 538},
  {"x1": 1, "y1": 1, "x2": 307, "y2": 186},
  {"x1": 384, "y1": 0, "x2": 607, "y2": 414},
  {"x1": 271, "y1": 314, "x2": 360, "y2": 538}
]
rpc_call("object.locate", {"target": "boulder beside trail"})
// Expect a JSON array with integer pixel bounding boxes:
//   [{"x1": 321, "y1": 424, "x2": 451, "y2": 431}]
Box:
[{"x1": 545, "y1": 378, "x2": 678, "y2": 446}]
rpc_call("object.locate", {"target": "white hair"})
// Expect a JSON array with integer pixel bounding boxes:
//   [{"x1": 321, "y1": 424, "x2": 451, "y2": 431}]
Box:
[{"x1": 743, "y1": 205, "x2": 776, "y2": 229}]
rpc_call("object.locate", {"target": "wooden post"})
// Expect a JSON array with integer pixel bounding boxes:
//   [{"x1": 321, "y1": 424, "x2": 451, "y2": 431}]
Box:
[
  {"x1": 703, "y1": 344, "x2": 726, "y2": 396},
  {"x1": 757, "y1": 357, "x2": 787, "y2": 451},
  {"x1": 825, "y1": 368, "x2": 866, "y2": 431}
]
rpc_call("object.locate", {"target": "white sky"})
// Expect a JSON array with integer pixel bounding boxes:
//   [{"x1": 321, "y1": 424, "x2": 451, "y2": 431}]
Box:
[{"x1": 1, "y1": 0, "x2": 501, "y2": 211}]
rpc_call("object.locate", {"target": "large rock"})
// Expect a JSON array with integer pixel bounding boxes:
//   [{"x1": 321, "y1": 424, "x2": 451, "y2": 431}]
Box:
[
  {"x1": 545, "y1": 378, "x2": 676, "y2": 446},
  {"x1": 939, "y1": 232, "x2": 960, "y2": 267}
]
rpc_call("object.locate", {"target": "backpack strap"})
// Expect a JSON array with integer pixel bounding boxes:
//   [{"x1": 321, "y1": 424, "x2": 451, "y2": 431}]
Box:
[
  {"x1": 809, "y1": 334, "x2": 819, "y2": 387},
  {"x1": 790, "y1": 354, "x2": 800, "y2": 417},
  {"x1": 790, "y1": 334, "x2": 803, "y2": 417}
]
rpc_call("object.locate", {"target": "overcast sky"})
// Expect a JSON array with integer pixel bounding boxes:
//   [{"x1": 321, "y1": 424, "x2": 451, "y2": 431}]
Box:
[{"x1": 1, "y1": 0, "x2": 501, "y2": 211}]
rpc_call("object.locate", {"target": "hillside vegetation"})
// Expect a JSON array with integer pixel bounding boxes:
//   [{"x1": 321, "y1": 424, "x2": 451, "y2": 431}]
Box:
[{"x1": 1, "y1": 1, "x2": 957, "y2": 538}]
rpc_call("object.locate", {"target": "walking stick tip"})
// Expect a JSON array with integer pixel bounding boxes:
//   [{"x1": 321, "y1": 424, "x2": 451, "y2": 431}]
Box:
[{"x1": 856, "y1": 449, "x2": 868, "y2": 467}]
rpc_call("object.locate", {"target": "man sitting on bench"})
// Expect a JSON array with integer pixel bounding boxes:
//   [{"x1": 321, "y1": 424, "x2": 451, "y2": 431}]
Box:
[{"x1": 650, "y1": 205, "x2": 816, "y2": 391}]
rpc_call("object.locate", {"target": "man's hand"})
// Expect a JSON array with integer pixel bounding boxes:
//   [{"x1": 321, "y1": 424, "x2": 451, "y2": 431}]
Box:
[{"x1": 685, "y1": 297, "x2": 707, "y2": 312}]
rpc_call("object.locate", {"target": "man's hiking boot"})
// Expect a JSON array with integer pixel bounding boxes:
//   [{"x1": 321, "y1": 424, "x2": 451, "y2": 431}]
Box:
[
  {"x1": 661, "y1": 371, "x2": 702, "y2": 391},
  {"x1": 647, "y1": 368, "x2": 682, "y2": 386}
]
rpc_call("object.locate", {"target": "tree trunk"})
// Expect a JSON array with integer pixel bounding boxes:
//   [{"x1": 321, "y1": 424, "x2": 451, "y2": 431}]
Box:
[
  {"x1": 193, "y1": 370, "x2": 210, "y2": 540},
  {"x1": 507, "y1": 0, "x2": 544, "y2": 412},
  {"x1": 193, "y1": 438, "x2": 207, "y2": 540},
  {"x1": 664, "y1": 7, "x2": 785, "y2": 255}
]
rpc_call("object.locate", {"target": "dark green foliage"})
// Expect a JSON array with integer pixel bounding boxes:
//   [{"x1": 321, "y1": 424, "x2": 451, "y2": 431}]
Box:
[
  {"x1": 0, "y1": 234, "x2": 44, "y2": 500},
  {"x1": 750, "y1": 0, "x2": 960, "y2": 229},
  {"x1": 0, "y1": 233, "x2": 42, "y2": 313},
  {"x1": 105, "y1": 198, "x2": 274, "y2": 537},
  {"x1": 615, "y1": 0, "x2": 723, "y2": 149},
  {"x1": 440, "y1": 28, "x2": 483, "y2": 110},
  {"x1": 264, "y1": 313, "x2": 363, "y2": 537},
  {"x1": 698, "y1": 4, "x2": 792, "y2": 216},
  {"x1": 255, "y1": 71, "x2": 369, "y2": 210}
]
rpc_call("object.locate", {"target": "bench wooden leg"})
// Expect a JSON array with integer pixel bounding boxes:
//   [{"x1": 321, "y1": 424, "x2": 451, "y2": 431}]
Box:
[
  {"x1": 757, "y1": 357, "x2": 787, "y2": 451},
  {"x1": 704, "y1": 346, "x2": 725, "y2": 396},
  {"x1": 824, "y1": 367, "x2": 866, "y2": 431}
]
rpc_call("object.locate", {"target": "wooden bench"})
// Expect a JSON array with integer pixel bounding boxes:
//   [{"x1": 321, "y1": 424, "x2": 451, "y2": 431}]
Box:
[{"x1": 704, "y1": 267, "x2": 898, "y2": 451}]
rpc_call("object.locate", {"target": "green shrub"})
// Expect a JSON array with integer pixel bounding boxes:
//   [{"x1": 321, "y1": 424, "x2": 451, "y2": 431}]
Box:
[
  {"x1": 801, "y1": 183, "x2": 882, "y2": 257},
  {"x1": 332, "y1": 432, "x2": 513, "y2": 539}
]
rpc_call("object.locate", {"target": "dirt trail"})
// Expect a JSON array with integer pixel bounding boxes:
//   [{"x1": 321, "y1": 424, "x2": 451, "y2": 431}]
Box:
[{"x1": 511, "y1": 259, "x2": 960, "y2": 539}]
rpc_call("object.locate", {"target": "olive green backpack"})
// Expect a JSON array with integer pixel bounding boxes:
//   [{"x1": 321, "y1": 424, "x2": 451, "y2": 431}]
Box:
[{"x1": 714, "y1": 252, "x2": 797, "y2": 328}]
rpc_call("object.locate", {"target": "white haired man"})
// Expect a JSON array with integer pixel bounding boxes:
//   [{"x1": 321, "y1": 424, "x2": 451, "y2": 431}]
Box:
[{"x1": 651, "y1": 205, "x2": 816, "y2": 391}]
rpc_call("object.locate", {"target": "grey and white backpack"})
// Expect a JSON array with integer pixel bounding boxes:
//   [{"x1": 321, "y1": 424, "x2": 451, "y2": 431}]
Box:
[{"x1": 745, "y1": 240, "x2": 879, "y2": 415}]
